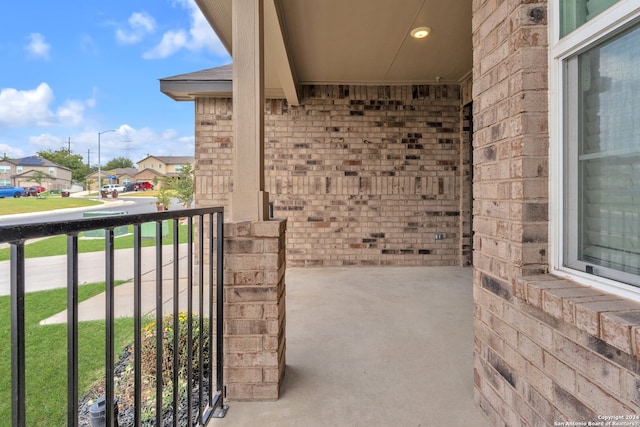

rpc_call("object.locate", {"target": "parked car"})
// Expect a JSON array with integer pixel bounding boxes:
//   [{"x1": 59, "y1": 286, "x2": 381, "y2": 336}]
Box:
[
  {"x1": 125, "y1": 181, "x2": 154, "y2": 192},
  {"x1": 101, "y1": 184, "x2": 126, "y2": 193},
  {"x1": 0, "y1": 185, "x2": 25, "y2": 198},
  {"x1": 24, "y1": 186, "x2": 45, "y2": 196}
]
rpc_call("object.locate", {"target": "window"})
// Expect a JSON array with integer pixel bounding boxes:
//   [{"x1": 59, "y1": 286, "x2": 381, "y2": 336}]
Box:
[
  {"x1": 175, "y1": 164, "x2": 183, "y2": 172},
  {"x1": 123, "y1": 178, "x2": 132, "y2": 185},
  {"x1": 143, "y1": 164, "x2": 147, "y2": 169},
  {"x1": 16, "y1": 166, "x2": 22, "y2": 173},
  {"x1": 0, "y1": 166, "x2": 10, "y2": 173},
  {"x1": 151, "y1": 164, "x2": 154, "y2": 169},
  {"x1": 49, "y1": 167, "x2": 55, "y2": 175},
  {"x1": 0, "y1": 180, "x2": 9, "y2": 185},
  {"x1": 158, "y1": 164, "x2": 162, "y2": 169},
  {"x1": 553, "y1": 2, "x2": 640, "y2": 293},
  {"x1": 560, "y1": 0, "x2": 623, "y2": 36}
]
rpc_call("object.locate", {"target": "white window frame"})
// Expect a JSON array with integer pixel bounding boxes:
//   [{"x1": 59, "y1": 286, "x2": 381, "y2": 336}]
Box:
[{"x1": 550, "y1": 0, "x2": 640, "y2": 300}]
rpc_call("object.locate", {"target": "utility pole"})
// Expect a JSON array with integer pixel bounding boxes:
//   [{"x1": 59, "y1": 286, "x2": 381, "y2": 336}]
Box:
[
  {"x1": 68, "y1": 137, "x2": 71, "y2": 153},
  {"x1": 87, "y1": 149, "x2": 91, "y2": 167}
]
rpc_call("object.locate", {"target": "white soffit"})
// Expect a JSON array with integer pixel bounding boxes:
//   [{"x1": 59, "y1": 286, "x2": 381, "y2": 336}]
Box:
[{"x1": 192, "y1": 0, "x2": 471, "y2": 96}]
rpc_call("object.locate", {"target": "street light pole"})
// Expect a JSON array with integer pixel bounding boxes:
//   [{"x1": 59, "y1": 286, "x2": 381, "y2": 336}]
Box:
[{"x1": 98, "y1": 129, "x2": 116, "y2": 197}]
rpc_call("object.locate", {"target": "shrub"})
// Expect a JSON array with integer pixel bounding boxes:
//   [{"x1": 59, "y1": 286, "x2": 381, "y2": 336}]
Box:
[
  {"x1": 112, "y1": 312, "x2": 211, "y2": 423},
  {"x1": 140, "y1": 312, "x2": 210, "y2": 385}
]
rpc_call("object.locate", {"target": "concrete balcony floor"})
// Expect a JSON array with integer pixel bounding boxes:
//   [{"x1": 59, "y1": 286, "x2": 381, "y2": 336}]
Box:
[{"x1": 210, "y1": 266, "x2": 488, "y2": 427}]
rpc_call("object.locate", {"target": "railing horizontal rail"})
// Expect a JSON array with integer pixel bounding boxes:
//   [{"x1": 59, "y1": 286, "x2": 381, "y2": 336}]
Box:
[
  {"x1": 0, "y1": 207, "x2": 223, "y2": 244},
  {"x1": 1, "y1": 206, "x2": 226, "y2": 426}
]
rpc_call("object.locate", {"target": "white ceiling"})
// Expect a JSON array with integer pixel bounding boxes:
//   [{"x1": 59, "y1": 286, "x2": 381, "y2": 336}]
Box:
[{"x1": 194, "y1": 0, "x2": 472, "y2": 98}]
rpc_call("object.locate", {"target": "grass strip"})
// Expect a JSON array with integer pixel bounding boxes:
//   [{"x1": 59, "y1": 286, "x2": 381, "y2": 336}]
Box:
[
  {"x1": 0, "y1": 198, "x2": 102, "y2": 216},
  {"x1": 0, "y1": 281, "x2": 132, "y2": 425}
]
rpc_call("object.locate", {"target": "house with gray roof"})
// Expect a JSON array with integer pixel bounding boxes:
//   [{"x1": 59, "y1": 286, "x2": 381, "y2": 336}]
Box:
[{"x1": 0, "y1": 155, "x2": 72, "y2": 190}]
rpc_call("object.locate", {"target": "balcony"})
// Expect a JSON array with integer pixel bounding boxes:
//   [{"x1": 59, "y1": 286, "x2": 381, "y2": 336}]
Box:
[{"x1": 1, "y1": 209, "x2": 486, "y2": 426}]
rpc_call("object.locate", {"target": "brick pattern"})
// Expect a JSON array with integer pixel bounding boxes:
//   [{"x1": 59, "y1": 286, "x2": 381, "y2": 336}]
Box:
[
  {"x1": 195, "y1": 85, "x2": 467, "y2": 267},
  {"x1": 475, "y1": 274, "x2": 640, "y2": 424},
  {"x1": 472, "y1": 0, "x2": 552, "y2": 422},
  {"x1": 469, "y1": 0, "x2": 640, "y2": 424},
  {"x1": 223, "y1": 220, "x2": 286, "y2": 400}
]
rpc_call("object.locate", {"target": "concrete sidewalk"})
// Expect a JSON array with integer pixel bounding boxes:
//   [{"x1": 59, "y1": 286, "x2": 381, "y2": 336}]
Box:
[
  {"x1": 0, "y1": 245, "x2": 184, "y2": 296},
  {"x1": 38, "y1": 250, "x2": 207, "y2": 325}
]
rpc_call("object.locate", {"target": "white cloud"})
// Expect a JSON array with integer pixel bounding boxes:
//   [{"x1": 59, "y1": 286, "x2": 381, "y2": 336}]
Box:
[
  {"x1": 0, "y1": 144, "x2": 25, "y2": 159},
  {"x1": 0, "y1": 83, "x2": 94, "y2": 129},
  {"x1": 61, "y1": 125, "x2": 195, "y2": 165},
  {"x1": 116, "y1": 11, "x2": 156, "y2": 44},
  {"x1": 143, "y1": 30, "x2": 188, "y2": 59},
  {"x1": 26, "y1": 33, "x2": 51, "y2": 60},
  {"x1": 56, "y1": 100, "x2": 86, "y2": 127},
  {"x1": 29, "y1": 134, "x2": 64, "y2": 151},
  {"x1": 143, "y1": 0, "x2": 228, "y2": 59},
  {"x1": 0, "y1": 83, "x2": 54, "y2": 127}
]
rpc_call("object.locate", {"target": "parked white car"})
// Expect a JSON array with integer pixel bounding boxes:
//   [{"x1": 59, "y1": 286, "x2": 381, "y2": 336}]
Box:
[{"x1": 101, "y1": 184, "x2": 126, "y2": 193}]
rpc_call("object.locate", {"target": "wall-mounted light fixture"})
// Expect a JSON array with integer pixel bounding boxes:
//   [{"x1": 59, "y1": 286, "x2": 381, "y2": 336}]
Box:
[{"x1": 410, "y1": 26, "x2": 431, "y2": 39}]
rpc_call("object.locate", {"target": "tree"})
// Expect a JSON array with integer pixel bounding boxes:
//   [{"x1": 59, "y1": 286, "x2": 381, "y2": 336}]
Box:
[
  {"x1": 169, "y1": 163, "x2": 195, "y2": 208},
  {"x1": 37, "y1": 148, "x2": 93, "y2": 183},
  {"x1": 27, "y1": 170, "x2": 53, "y2": 187},
  {"x1": 104, "y1": 157, "x2": 134, "y2": 170}
]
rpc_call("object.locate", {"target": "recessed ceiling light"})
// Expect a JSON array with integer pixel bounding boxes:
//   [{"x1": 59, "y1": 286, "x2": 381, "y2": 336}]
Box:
[{"x1": 410, "y1": 27, "x2": 431, "y2": 39}]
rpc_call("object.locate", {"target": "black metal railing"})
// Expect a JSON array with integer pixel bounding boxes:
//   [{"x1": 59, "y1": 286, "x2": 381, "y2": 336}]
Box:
[{"x1": 1, "y1": 207, "x2": 227, "y2": 426}]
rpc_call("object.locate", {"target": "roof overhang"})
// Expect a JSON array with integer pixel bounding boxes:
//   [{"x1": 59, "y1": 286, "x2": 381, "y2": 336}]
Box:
[{"x1": 161, "y1": 0, "x2": 471, "y2": 104}]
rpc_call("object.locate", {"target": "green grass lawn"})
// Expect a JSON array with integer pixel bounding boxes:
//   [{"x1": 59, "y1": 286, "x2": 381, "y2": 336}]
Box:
[
  {"x1": 0, "y1": 223, "x2": 191, "y2": 261},
  {"x1": 0, "y1": 197, "x2": 102, "y2": 216},
  {"x1": 0, "y1": 281, "x2": 132, "y2": 425}
]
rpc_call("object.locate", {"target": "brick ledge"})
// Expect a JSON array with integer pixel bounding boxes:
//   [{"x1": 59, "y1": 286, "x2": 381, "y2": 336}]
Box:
[{"x1": 516, "y1": 275, "x2": 640, "y2": 356}]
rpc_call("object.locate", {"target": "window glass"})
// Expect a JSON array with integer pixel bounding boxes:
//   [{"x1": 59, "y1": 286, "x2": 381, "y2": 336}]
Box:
[
  {"x1": 0, "y1": 165, "x2": 11, "y2": 173},
  {"x1": 564, "y1": 21, "x2": 640, "y2": 284},
  {"x1": 16, "y1": 166, "x2": 22, "y2": 173},
  {"x1": 0, "y1": 180, "x2": 10, "y2": 185},
  {"x1": 561, "y1": 0, "x2": 622, "y2": 36},
  {"x1": 49, "y1": 167, "x2": 55, "y2": 175}
]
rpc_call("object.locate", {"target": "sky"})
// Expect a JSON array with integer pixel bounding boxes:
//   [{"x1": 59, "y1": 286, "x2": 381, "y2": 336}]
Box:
[{"x1": 0, "y1": 0, "x2": 231, "y2": 166}]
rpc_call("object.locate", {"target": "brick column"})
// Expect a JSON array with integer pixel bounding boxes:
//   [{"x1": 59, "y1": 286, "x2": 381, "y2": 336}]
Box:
[{"x1": 223, "y1": 219, "x2": 286, "y2": 400}]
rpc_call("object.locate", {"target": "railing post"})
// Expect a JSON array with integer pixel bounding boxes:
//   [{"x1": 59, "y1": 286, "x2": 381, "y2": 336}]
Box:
[
  {"x1": 105, "y1": 228, "x2": 116, "y2": 426},
  {"x1": 67, "y1": 234, "x2": 80, "y2": 427},
  {"x1": 10, "y1": 242, "x2": 26, "y2": 427},
  {"x1": 133, "y1": 224, "x2": 142, "y2": 426},
  {"x1": 213, "y1": 211, "x2": 228, "y2": 417}
]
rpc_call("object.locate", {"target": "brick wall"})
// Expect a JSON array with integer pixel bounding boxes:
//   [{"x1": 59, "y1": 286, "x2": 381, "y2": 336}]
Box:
[
  {"x1": 195, "y1": 84, "x2": 468, "y2": 267},
  {"x1": 472, "y1": 0, "x2": 640, "y2": 424}
]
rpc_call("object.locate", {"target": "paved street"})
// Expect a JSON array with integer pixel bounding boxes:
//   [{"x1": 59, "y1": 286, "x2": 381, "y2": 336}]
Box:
[{"x1": 0, "y1": 195, "x2": 156, "y2": 226}]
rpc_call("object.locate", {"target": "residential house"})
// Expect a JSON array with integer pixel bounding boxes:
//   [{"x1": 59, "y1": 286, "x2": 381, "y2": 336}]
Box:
[
  {"x1": 85, "y1": 167, "x2": 138, "y2": 190},
  {"x1": 158, "y1": 0, "x2": 640, "y2": 423},
  {"x1": 135, "y1": 155, "x2": 194, "y2": 188},
  {"x1": 0, "y1": 155, "x2": 72, "y2": 190}
]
